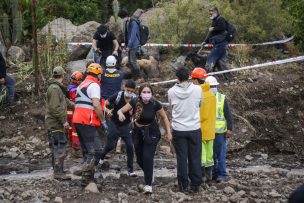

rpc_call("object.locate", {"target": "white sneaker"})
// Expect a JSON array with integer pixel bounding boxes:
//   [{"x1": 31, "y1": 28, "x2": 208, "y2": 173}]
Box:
[
  {"x1": 128, "y1": 172, "x2": 137, "y2": 177},
  {"x1": 143, "y1": 185, "x2": 153, "y2": 194},
  {"x1": 98, "y1": 159, "x2": 104, "y2": 165}
]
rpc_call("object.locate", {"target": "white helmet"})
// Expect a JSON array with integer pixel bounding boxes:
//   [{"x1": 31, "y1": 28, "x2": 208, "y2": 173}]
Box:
[
  {"x1": 205, "y1": 76, "x2": 219, "y2": 86},
  {"x1": 106, "y1": 55, "x2": 117, "y2": 67}
]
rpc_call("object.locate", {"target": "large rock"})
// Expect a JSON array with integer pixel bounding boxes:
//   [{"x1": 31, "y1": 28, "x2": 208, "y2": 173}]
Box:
[
  {"x1": 40, "y1": 18, "x2": 77, "y2": 41},
  {"x1": 41, "y1": 18, "x2": 100, "y2": 61},
  {"x1": 85, "y1": 182, "x2": 100, "y2": 193},
  {"x1": 67, "y1": 59, "x2": 91, "y2": 73},
  {"x1": 7, "y1": 46, "x2": 25, "y2": 63}
]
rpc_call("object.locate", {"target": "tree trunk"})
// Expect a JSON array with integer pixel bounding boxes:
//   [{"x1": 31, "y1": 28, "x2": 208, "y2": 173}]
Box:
[{"x1": 31, "y1": 0, "x2": 39, "y2": 94}]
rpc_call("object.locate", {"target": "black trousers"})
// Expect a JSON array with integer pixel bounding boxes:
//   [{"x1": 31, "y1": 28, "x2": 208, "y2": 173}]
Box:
[
  {"x1": 75, "y1": 124, "x2": 103, "y2": 165},
  {"x1": 100, "y1": 119, "x2": 134, "y2": 172},
  {"x1": 133, "y1": 121, "x2": 160, "y2": 186},
  {"x1": 173, "y1": 129, "x2": 202, "y2": 188}
]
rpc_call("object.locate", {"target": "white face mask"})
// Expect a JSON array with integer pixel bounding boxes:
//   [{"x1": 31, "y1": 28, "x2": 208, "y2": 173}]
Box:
[
  {"x1": 100, "y1": 32, "x2": 107, "y2": 38},
  {"x1": 124, "y1": 91, "x2": 136, "y2": 99},
  {"x1": 209, "y1": 16, "x2": 215, "y2": 20},
  {"x1": 211, "y1": 87, "x2": 218, "y2": 94}
]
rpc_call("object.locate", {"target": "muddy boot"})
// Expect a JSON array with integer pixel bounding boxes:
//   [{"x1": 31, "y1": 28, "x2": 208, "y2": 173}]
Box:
[
  {"x1": 178, "y1": 181, "x2": 189, "y2": 193},
  {"x1": 72, "y1": 148, "x2": 83, "y2": 158},
  {"x1": 53, "y1": 164, "x2": 70, "y2": 180},
  {"x1": 205, "y1": 167, "x2": 212, "y2": 185},
  {"x1": 81, "y1": 159, "x2": 95, "y2": 187}
]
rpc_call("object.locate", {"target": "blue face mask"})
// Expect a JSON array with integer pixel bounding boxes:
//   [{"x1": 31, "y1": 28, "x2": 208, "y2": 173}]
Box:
[{"x1": 211, "y1": 87, "x2": 218, "y2": 94}]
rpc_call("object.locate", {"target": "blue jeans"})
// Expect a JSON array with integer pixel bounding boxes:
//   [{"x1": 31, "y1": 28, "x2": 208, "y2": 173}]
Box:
[
  {"x1": 213, "y1": 133, "x2": 227, "y2": 179},
  {"x1": 206, "y1": 41, "x2": 231, "y2": 80},
  {"x1": 0, "y1": 75, "x2": 15, "y2": 102}
]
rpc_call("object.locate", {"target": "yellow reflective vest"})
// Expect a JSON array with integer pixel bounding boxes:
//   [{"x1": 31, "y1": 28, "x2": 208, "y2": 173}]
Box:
[
  {"x1": 215, "y1": 92, "x2": 227, "y2": 134},
  {"x1": 200, "y1": 83, "x2": 216, "y2": 141}
]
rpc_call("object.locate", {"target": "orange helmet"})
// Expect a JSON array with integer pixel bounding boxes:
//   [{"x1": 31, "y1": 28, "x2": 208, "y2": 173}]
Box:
[
  {"x1": 71, "y1": 71, "x2": 83, "y2": 81},
  {"x1": 86, "y1": 63, "x2": 102, "y2": 75},
  {"x1": 191, "y1": 67, "x2": 207, "y2": 79}
]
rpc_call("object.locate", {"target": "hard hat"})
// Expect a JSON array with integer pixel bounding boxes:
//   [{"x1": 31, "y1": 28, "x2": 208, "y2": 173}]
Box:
[
  {"x1": 71, "y1": 71, "x2": 83, "y2": 81},
  {"x1": 191, "y1": 67, "x2": 207, "y2": 79},
  {"x1": 205, "y1": 76, "x2": 219, "y2": 86},
  {"x1": 86, "y1": 63, "x2": 102, "y2": 75},
  {"x1": 106, "y1": 55, "x2": 117, "y2": 67},
  {"x1": 53, "y1": 66, "x2": 65, "y2": 76}
]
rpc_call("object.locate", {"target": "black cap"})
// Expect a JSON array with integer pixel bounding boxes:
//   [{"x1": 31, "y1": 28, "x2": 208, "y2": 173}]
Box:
[
  {"x1": 209, "y1": 7, "x2": 219, "y2": 13},
  {"x1": 125, "y1": 80, "x2": 136, "y2": 89},
  {"x1": 97, "y1": 25, "x2": 108, "y2": 35}
]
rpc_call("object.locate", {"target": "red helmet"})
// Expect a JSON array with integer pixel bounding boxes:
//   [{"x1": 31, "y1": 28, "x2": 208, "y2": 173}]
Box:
[
  {"x1": 191, "y1": 67, "x2": 207, "y2": 79},
  {"x1": 71, "y1": 71, "x2": 84, "y2": 81}
]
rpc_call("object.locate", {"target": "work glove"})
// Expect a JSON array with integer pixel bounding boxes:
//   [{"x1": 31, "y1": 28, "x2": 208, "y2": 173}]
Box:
[{"x1": 102, "y1": 121, "x2": 109, "y2": 136}]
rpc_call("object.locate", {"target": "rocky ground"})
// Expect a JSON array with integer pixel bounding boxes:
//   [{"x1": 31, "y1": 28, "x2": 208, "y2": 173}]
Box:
[{"x1": 0, "y1": 57, "x2": 304, "y2": 202}]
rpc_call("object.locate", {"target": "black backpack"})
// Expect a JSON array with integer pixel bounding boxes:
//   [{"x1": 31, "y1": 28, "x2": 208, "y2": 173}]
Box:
[
  {"x1": 225, "y1": 19, "x2": 237, "y2": 42},
  {"x1": 136, "y1": 21, "x2": 150, "y2": 46}
]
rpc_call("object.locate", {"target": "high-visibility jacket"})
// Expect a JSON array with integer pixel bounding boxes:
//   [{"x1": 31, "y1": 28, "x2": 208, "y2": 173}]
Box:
[
  {"x1": 73, "y1": 75, "x2": 101, "y2": 127},
  {"x1": 67, "y1": 83, "x2": 78, "y2": 119},
  {"x1": 199, "y1": 82, "x2": 216, "y2": 141},
  {"x1": 215, "y1": 92, "x2": 227, "y2": 134}
]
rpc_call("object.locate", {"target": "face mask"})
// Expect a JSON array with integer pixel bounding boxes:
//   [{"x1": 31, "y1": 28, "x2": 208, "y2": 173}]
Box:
[
  {"x1": 141, "y1": 93, "x2": 152, "y2": 102},
  {"x1": 211, "y1": 87, "x2": 218, "y2": 94},
  {"x1": 100, "y1": 32, "x2": 107, "y2": 38},
  {"x1": 209, "y1": 16, "x2": 215, "y2": 20},
  {"x1": 124, "y1": 91, "x2": 136, "y2": 99}
]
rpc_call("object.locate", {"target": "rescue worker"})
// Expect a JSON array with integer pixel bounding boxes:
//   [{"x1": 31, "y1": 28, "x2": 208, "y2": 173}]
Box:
[
  {"x1": 66, "y1": 71, "x2": 83, "y2": 157},
  {"x1": 99, "y1": 80, "x2": 137, "y2": 177},
  {"x1": 73, "y1": 63, "x2": 108, "y2": 186},
  {"x1": 45, "y1": 66, "x2": 72, "y2": 180},
  {"x1": 206, "y1": 76, "x2": 233, "y2": 182},
  {"x1": 191, "y1": 68, "x2": 216, "y2": 185},
  {"x1": 101, "y1": 55, "x2": 124, "y2": 100},
  {"x1": 0, "y1": 52, "x2": 15, "y2": 105}
]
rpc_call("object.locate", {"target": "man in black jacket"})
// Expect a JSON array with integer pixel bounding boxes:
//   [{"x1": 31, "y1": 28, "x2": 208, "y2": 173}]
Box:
[
  {"x1": 0, "y1": 52, "x2": 15, "y2": 104},
  {"x1": 202, "y1": 7, "x2": 231, "y2": 80}
]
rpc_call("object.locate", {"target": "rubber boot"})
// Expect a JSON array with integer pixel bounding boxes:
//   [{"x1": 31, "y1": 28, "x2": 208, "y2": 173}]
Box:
[
  {"x1": 205, "y1": 167, "x2": 213, "y2": 185},
  {"x1": 81, "y1": 159, "x2": 95, "y2": 187},
  {"x1": 53, "y1": 157, "x2": 70, "y2": 180},
  {"x1": 178, "y1": 181, "x2": 189, "y2": 193}
]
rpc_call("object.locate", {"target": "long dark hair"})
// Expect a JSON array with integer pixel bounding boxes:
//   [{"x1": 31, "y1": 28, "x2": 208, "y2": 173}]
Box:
[{"x1": 134, "y1": 83, "x2": 154, "y2": 121}]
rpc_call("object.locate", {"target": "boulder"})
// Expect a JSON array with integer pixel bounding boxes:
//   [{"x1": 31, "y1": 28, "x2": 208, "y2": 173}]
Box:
[
  {"x1": 66, "y1": 59, "x2": 91, "y2": 73},
  {"x1": 40, "y1": 18, "x2": 77, "y2": 41},
  {"x1": 85, "y1": 182, "x2": 100, "y2": 193},
  {"x1": 171, "y1": 56, "x2": 186, "y2": 70},
  {"x1": 7, "y1": 46, "x2": 25, "y2": 63}
]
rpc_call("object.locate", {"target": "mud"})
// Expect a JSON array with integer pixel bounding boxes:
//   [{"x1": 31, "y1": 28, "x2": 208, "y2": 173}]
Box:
[{"x1": 0, "y1": 57, "x2": 304, "y2": 202}]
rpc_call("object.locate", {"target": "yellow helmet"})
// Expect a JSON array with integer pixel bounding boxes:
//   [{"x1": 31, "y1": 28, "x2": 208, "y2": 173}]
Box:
[{"x1": 86, "y1": 63, "x2": 102, "y2": 75}]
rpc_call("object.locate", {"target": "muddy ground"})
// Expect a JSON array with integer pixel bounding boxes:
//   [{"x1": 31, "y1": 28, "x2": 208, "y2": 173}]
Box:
[{"x1": 0, "y1": 56, "x2": 304, "y2": 203}]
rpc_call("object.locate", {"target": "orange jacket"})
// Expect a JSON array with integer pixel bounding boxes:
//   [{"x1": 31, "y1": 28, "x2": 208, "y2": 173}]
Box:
[
  {"x1": 200, "y1": 82, "x2": 216, "y2": 141},
  {"x1": 73, "y1": 75, "x2": 101, "y2": 127}
]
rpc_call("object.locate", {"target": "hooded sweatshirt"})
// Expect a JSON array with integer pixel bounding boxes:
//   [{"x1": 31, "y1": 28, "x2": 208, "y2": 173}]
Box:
[{"x1": 168, "y1": 82, "x2": 202, "y2": 131}]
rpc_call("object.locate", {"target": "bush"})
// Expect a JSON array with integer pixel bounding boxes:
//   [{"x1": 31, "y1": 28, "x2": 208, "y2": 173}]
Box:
[{"x1": 148, "y1": 0, "x2": 292, "y2": 44}]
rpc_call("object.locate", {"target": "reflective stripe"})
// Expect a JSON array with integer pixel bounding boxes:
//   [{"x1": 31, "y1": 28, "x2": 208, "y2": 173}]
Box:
[
  {"x1": 215, "y1": 93, "x2": 227, "y2": 133},
  {"x1": 67, "y1": 111, "x2": 73, "y2": 115},
  {"x1": 75, "y1": 103, "x2": 94, "y2": 110},
  {"x1": 72, "y1": 132, "x2": 78, "y2": 137}
]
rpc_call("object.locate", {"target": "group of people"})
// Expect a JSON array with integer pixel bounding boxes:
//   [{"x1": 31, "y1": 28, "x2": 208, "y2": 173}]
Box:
[{"x1": 45, "y1": 51, "x2": 233, "y2": 195}]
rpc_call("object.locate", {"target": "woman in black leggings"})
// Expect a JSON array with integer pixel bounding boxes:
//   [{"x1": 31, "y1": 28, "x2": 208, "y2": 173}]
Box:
[{"x1": 117, "y1": 83, "x2": 172, "y2": 194}]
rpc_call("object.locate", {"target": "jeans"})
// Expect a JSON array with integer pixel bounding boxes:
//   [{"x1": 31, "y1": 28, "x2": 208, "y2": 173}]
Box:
[
  {"x1": 205, "y1": 41, "x2": 231, "y2": 80},
  {"x1": 128, "y1": 48, "x2": 140, "y2": 77},
  {"x1": 93, "y1": 49, "x2": 112, "y2": 67},
  {"x1": 173, "y1": 129, "x2": 202, "y2": 189},
  {"x1": 75, "y1": 124, "x2": 103, "y2": 165},
  {"x1": 100, "y1": 119, "x2": 134, "y2": 172},
  {"x1": 133, "y1": 121, "x2": 160, "y2": 186},
  {"x1": 213, "y1": 133, "x2": 227, "y2": 179},
  {"x1": 0, "y1": 75, "x2": 15, "y2": 102}
]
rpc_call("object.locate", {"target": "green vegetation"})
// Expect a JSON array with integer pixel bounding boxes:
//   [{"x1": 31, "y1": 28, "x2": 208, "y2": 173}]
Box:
[
  {"x1": 282, "y1": 0, "x2": 304, "y2": 51},
  {"x1": 149, "y1": 0, "x2": 292, "y2": 44}
]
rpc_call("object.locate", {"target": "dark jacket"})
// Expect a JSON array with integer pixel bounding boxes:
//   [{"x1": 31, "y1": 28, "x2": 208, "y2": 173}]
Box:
[
  {"x1": 223, "y1": 99, "x2": 233, "y2": 131},
  {"x1": 0, "y1": 52, "x2": 6, "y2": 79},
  {"x1": 205, "y1": 15, "x2": 227, "y2": 45}
]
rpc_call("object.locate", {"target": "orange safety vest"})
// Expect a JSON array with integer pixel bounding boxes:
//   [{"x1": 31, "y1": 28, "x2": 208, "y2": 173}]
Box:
[{"x1": 72, "y1": 75, "x2": 102, "y2": 127}]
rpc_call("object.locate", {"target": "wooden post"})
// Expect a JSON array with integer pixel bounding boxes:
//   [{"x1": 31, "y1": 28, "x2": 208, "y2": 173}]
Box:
[{"x1": 31, "y1": 0, "x2": 39, "y2": 93}]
